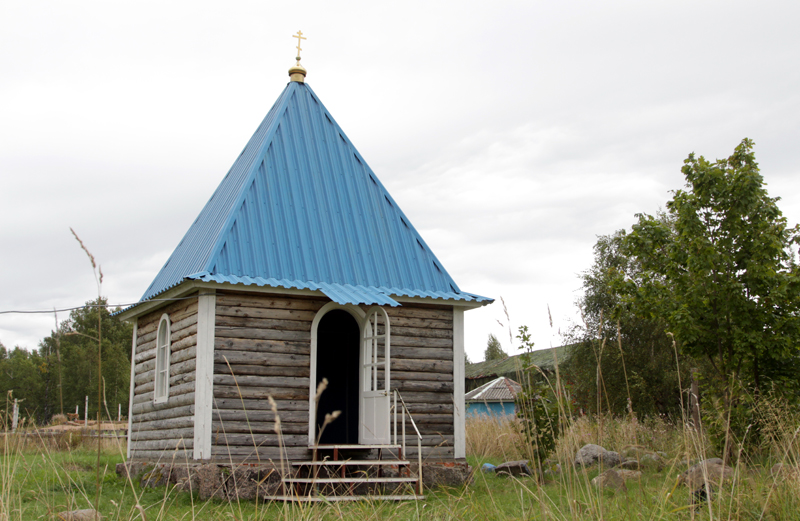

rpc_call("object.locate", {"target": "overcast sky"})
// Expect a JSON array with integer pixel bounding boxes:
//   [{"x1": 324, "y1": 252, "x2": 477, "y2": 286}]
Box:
[{"x1": 2, "y1": 0, "x2": 799, "y2": 362}]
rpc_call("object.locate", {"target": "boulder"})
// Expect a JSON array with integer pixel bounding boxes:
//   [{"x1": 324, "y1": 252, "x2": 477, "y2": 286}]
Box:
[
  {"x1": 409, "y1": 462, "x2": 474, "y2": 488},
  {"x1": 575, "y1": 444, "x2": 621, "y2": 468},
  {"x1": 615, "y1": 469, "x2": 642, "y2": 480},
  {"x1": 495, "y1": 460, "x2": 533, "y2": 478},
  {"x1": 115, "y1": 461, "x2": 151, "y2": 480},
  {"x1": 196, "y1": 464, "x2": 224, "y2": 500},
  {"x1": 617, "y1": 459, "x2": 641, "y2": 470},
  {"x1": 591, "y1": 469, "x2": 627, "y2": 491},
  {"x1": 57, "y1": 510, "x2": 101, "y2": 521},
  {"x1": 680, "y1": 458, "x2": 734, "y2": 490}
]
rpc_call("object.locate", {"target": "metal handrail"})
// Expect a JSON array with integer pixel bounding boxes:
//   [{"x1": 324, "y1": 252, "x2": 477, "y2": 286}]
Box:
[{"x1": 391, "y1": 389, "x2": 423, "y2": 495}]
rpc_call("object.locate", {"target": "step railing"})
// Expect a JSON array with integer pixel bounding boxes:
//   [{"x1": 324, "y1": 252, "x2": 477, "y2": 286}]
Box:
[{"x1": 391, "y1": 389, "x2": 423, "y2": 495}]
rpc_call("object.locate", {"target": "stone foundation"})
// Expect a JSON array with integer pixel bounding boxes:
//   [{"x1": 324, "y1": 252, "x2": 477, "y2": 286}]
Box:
[{"x1": 116, "y1": 460, "x2": 473, "y2": 500}]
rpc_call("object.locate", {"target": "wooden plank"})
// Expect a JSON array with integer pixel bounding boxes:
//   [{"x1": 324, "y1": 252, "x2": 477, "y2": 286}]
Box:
[
  {"x1": 214, "y1": 364, "x2": 310, "y2": 378},
  {"x1": 215, "y1": 315, "x2": 311, "y2": 332},
  {"x1": 392, "y1": 371, "x2": 451, "y2": 383},
  {"x1": 129, "y1": 449, "x2": 194, "y2": 461},
  {"x1": 214, "y1": 385, "x2": 308, "y2": 401},
  {"x1": 210, "y1": 421, "x2": 307, "y2": 435},
  {"x1": 214, "y1": 337, "x2": 310, "y2": 355},
  {"x1": 392, "y1": 380, "x2": 454, "y2": 393},
  {"x1": 213, "y1": 375, "x2": 309, "y2": 389},
  {"x1": 391, "y1": 336, "x2": 452, "y2": 349},
  {"x1": 211, "y1": 433, "x2": 307, "y2": 447},
  {"x1": 397, "y1": 391, "x2": 453, "y2": 404},
  {"x1": 389, "y1": 326, "x2": 453, "y2": 339},
  {"x1": 403, "y1": 403, "x2": 454, "y2": 415},
  {"x1": 209, "y1": 446, "x2": 311, "y2": 461},
  {"x1": 213, "y1": 409, "x2": 307, "y2": 423},
  {"x1": 132, "y1": 381, "x2": 194, "y2": 405},
  {"x1": 398, "y1": 413, "x2": 453, "y2": 424},
  {"x1": 216, "y1": 305, "x2": 317, "y2": 322},
  {"x1": 214, "y1": 350, "x2": 309, "y2": 367},
  {"x1": 216, "y1": 293, "x2": 326, "y2": 312},
  {"x1": 213, "y1": 398, "x2": 308, "y2": 412},
  {"x1": 391, "y1": 359, "x2": 453, "y2": 373},
  {"x1": 132, "y1": 416, "x2": 194, "y2": 433},
  {"x1": 215, "y1": 327, "x2": 310, "y2": 342},
  {"x1": 391, "y1": 345, "x2": 452, "y2": 359},
  {"x1": 135, "y1": 371, "x2": 195, "y2": 395},
  {"x1": 417, "y1": 423, "x2": 454, "y2": 435},
  {"x1": 133, "y1": 405, "x2": 194, "y2": 423},
  {"x1": 134, "y1": 359, "x2": 196, "y2": 386},
  {"x1": 131, "y1": 392, "x2": 195, "y2": 415},
  {"x1": 130, "y1": 437, "x2": 193, "y2": 450},
  {"x1": 130, "y1": 427, "x2": 194, "y2": 442},
  {"x1": 386, "y1": 316, "x2": 452, "y2": 330},
  {"x1": 386, "y1": 307, "x2": 453, "y2": 320}
]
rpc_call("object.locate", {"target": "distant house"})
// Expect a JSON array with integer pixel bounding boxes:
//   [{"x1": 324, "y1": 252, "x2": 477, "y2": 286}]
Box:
[
  {"x1": 465, "y1": 344, "x2": 572, "y2": 392},
  {"x1": 465, "y1": 377, "x2": 522, "y2": 417}
]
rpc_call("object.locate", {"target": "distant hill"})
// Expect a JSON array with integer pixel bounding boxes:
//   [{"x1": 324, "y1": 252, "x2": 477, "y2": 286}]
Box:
[{"x1": 465, "y1": 344, "x2": 573, "y2": 392}]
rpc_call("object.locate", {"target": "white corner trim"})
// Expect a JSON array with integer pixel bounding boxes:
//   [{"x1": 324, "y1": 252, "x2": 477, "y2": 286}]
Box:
[
  {"x1": 127, "y1": 322, "x2": 138, "y2": 460},
  {"x1": 194, "y1": 291, "x2": 216, "y2": 460},
  {"x1": 453, "y1": 307, "x2": 466, "y2": 459}
]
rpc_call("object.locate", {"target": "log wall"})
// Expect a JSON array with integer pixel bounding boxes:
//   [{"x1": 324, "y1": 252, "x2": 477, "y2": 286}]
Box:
[
  {"x1": 129, "y1": 297, "x2": 199, "y2": 460},
  {"x1": 209, "y1": 291, "x2": 456, "y2": 462}
]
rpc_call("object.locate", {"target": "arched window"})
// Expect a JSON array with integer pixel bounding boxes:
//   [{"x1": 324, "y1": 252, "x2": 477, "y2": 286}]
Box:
[{"x1": 154, "y1": 314, "x2": 171, "y2": 403}]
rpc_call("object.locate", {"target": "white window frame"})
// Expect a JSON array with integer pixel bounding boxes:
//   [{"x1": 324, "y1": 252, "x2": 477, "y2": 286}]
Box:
[{"x1": 154, "y1": 314, "x2": 171, "y2": 404}]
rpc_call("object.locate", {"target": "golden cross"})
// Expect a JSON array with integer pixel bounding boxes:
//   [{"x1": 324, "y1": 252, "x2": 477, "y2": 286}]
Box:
[{"x1": 293, "y1": 30, "x2": 306, "y2": 62}]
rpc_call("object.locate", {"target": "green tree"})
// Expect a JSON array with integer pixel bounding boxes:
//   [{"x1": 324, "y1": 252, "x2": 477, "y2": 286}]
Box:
[
  {"x1": 564, "y1": 231, "x2": 691, "y2": 417},
  {"x1": 484, "y1": 333, "x2": 508, "y2": 361},
  {"x1": 38, "y1": 298, "x2": 133, "y2": 422},
  {"x1": 620, "y1": 139, "x2": 800, "y2": 453},
  {"x1": 0, "y1": 341, "x2": 46, "y2": 425}
]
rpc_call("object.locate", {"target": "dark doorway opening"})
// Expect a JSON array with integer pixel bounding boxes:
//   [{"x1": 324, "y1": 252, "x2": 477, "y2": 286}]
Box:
[{"x1": 315, "y1": 309, "x2": 360, "y2": 445}]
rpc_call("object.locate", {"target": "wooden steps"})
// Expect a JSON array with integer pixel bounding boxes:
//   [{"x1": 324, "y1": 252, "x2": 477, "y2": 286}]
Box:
[{"x1": 272, "y1": 444, "x2": 421, "y2": 502}]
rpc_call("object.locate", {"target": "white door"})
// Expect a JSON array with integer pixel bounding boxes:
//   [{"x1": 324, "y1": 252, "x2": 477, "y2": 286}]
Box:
[{"x1": 359, "y1": 306, "x2": 391, "y2": 444}]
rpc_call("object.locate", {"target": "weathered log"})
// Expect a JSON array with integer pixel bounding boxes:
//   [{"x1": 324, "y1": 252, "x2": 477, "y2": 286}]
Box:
[
  {"x1": 391, "y1": 371, "x2": 452, "y2": 383},
  {"x1": 215, "y1": 327, "x2": 310, "y2": 342},
  {"x1": 135, "y1": 372, "x2": 195, "y2": 396},
  {"x1": 130, "y1": 427, "x2": 194, "y2": 442},
  {"x1": 132, "y1": 381, "x2": 194, "y2": 405},
  {"x1": 129, "y1": 437, "x2": 193, "y2": 450},
  {"x1": 211, "y1": 433, "x2": 307, "y2": 447},
  {"x1": 391, "y1": 336, "x2": 453, "y2": 349},
  {"x1": 213, "y1": 398, "x2": 308, "y2": 412},
  {"x1": 392, "y1": 380, "x2": 454, "y2": 393},
  {"x1": 132, "y1": 416, "x2": 194, "y2": 433},
  {"x1": 389, "y1": 326, "x2": 453, "y2": 339},
  {"x1": 214, "y1": 350, "x2": 309, "y2": 367},
  {"x1": 128, "y1": 449, "x2": 194, "y2": 461},
  {"x1": 214, "y1": 337, "x2": 310, "y2": 355},
  {"x1": 385, "y1": 316, "x2": 452, "y2": 330},
  {"x1": 214, "y1": 385, "x2": 308, "y2": 401},
  {"x1": 216, "y1": 293, "x2": 325, "y2": 312},
  {"x1": 134, "y1": 345, "x2": 156, "y2": 364},
  {"x1": 135, "y1": 359, "x2": 196, "y2": 386},
  {"x1": 213, "y1": 409, "x2": 307, "y2": 423},
  {"x1": 213, "y1": 375, "x2": 309, "y2": 389},
  {"x1": 139, "y1": 299, "x2": 199, "y2": 329},
  {"x1": 131, "y1": 392, "x2": 195, "y2": 415},
  {"x1": 133, "y1": 405, "x2": 194, "y2": 423},
  {"x1": 214, "y1": 364, "x2": 309, "y2": 378},
  {"x1": 170, "y1": 334, "x2": 198, "y2": 354},
  {"x1": 209, "y1": 446, "x2": 312, "y2": 461},
  {"x1": 216, "y1": 305, "x2": 317, "y2": 322},
  {"x1": 391, "y1": 345, "x2": 453, "y2": 359},
  {"x1": 396, "y1": 391, "x2": 453, "y2": 404},
  {"x1": 210, "y1": 421, "x2": 307, "y2": 435},
  {"x1": 215, "y1": 315, "x2": 311, "y2": 332},
  {"x1": 391, "y1": 359, "x2": 453, "y2": 373},
  {"x1": 172, "y1": 323, "x2": 197, "y2": 343},
  {"x1": 402, "y1": 403, "x2": 454, "y2": 415},
  {"x1": 386, "y1": 307, "x2": 453, "y2": 320}
]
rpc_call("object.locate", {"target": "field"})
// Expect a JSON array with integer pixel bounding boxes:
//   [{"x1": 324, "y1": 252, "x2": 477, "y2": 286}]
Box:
[{"x1": 2, "y1": 408, "x2": 799, "y2": 521}]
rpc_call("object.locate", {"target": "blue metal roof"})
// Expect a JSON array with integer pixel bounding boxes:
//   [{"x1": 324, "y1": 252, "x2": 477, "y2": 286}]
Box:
[{"x1": 137, "y1": 80, "x2": 491, "y2": 308}]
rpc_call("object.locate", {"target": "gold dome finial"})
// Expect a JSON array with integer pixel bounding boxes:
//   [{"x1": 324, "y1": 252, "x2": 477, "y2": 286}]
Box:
[{"x1": 289, "y1": 30, "x2": 307, "y2": 83}]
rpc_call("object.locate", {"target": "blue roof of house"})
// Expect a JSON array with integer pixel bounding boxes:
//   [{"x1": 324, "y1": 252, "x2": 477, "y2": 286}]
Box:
[{"x1": 135, "y1": 80, "x2": 491, "y2": 309}]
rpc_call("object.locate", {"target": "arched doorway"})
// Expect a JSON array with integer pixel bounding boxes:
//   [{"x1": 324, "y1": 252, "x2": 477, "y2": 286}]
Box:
[{"x1": 314, "y1": 309, "x2": 360, "y2": 445}]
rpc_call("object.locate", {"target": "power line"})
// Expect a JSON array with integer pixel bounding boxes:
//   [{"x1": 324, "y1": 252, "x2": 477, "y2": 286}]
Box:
[{"x1": 0, "y1": 297, "x2": 197, "y2": 316}]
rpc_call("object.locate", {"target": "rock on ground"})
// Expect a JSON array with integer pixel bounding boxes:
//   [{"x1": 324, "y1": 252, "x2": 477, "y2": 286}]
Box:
[
  {"x1": 495, "y1": 460, "x2": 533, "y2": 477},
  {"x1": 680, "y1": 458, "x2": 735, "y2": 490},
  {"x1": 592, "y1": 469, "x2": 627, "y2": 491},
  {"x1": 57, "y1": 510, "x2": 101, "y2": 520},
  {"x1": 575, "y1": 444, "x2": 621, "y2": 468}
]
